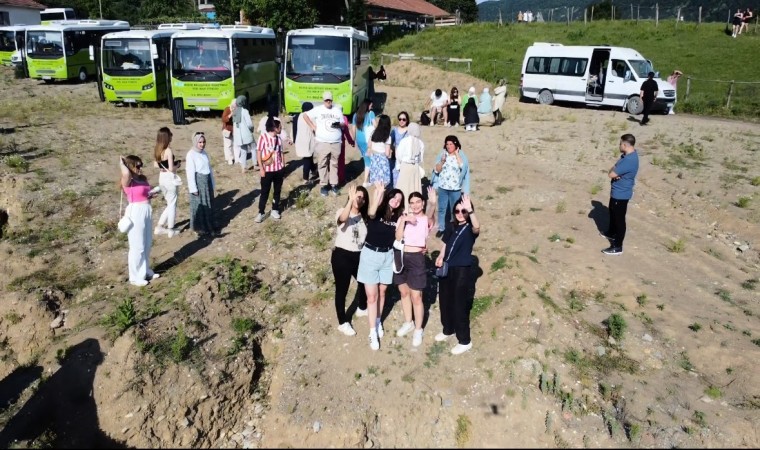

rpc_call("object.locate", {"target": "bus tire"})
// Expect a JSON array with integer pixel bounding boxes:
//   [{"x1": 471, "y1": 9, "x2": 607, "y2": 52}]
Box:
[
  {"x1": 537, "y1": 89, "x2": 554, "y2": 105},
  {"x1": 78, "y1": 68, "x2": 87, "y2": 82},
  {"x1": 96, "y1": 70, "x2": 105, "y2": 102},
  {"x1": 172, "y1": 98, "x2": 185, "y2": 125},
  {"x1": 626, "y1": 96, "x2": 643, "y2": 115}
]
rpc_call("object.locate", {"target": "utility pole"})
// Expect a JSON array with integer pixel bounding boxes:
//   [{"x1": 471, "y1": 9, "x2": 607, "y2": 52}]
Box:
[{"x1": 99, "y1": 0, "x2": 103, "y2": 19}]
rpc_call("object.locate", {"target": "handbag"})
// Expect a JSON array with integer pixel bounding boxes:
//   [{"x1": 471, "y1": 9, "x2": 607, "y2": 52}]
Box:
[
  {"x1": 435, "y1": 224, "x2": 468, "y2": 278},
  {"x1": 117, "y1": 190, "x2": 132, "y2": 233},
  {"x1": 172, "y1": 173, "x2": 183, "y2": 186}
]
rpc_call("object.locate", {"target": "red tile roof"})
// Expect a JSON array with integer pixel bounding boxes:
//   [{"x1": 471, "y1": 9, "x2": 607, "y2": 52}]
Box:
[
  {"x1": 0, "y1": 0, "x2": 47, "y2": 10},
  {"x1": 367, "y1": 0, "x2": 449, "y2": 17}
]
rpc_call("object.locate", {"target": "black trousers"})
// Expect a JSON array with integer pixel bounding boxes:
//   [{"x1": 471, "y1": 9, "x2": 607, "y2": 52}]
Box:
[
  {"x1": 331, "y1": 247, "x2": 367, "y2": 324},
  {"x1": 301, "y1": 157, "x2": 317, "y2": 181},
  {"x1": 641, "y1": 98, "x2": 654, "y2": 124},
  {"x1": 607, "y1": 197, "x2": 629, "y2": 248},
  {"x1": 438, "y1": 266, "x2": 473, "y2": 345},
  {"x1": 259, "y1": 170, "x2": 283, "y2": 214}
]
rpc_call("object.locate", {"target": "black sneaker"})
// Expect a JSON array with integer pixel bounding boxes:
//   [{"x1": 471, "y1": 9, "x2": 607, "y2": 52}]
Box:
[
  {"x1": 602, "y1": 246, "x2": 623, "y2": 255},
  {"x1": 599, "y1": 231, "x2": 615, "y2": 241}
]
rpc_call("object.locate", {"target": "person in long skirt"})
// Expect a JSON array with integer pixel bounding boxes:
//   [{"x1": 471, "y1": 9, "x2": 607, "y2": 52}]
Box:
[
  {"x1": 394, "y1": 122, "x2": 424, "y2": 211},
  {"x1": 186, "y1": 132, "x2": 217, "y2": 236},
  {"x1": 119, "y1": 155, "x2": 159, "y2": 286}
]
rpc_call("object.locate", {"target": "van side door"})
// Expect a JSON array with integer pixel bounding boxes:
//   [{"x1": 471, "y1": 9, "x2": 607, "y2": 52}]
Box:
[{"x1": 603, "y1": 59, "x2": 635, "y2": 106}]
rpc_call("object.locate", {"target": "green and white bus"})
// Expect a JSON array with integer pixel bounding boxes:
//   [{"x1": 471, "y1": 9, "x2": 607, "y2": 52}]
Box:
[
  {"x1": 99, "y1": 23, "x2": 204, "y2": 105},
  {"x1": 25, "y1": 20, "x2": 130, "y2": 83},
  {"x1": 0, "y1": 25, "x2": 27, "y2": 66},
  {"x1": 40, "y1": 8, "x2": 77, "y2": 25},
  {"x1": 169, "y1": 25, "x2": 279, "y2": 125},
  {"x1": 283, "y1": 25, "x2": 370, "y2": 115}
]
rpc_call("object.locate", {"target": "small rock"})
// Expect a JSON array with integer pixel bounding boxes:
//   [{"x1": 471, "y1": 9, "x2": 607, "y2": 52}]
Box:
[
  {"x1": 179, "y1": 417, "x2": 190, "y2": 428},
  {"x1": 596, "y1": 346, "x2": 606, "y2": 357},
  {"x1": 642, "y1": 334, "x2": 653, "y2": 342},
  {"x1": 364, "y1": 438, "x2": 374, "y2": 448},
  {"x1": 50, "y1": 315, "x2": 64, "y2": 329},
  {"x1": 312, "y1": 421, "x2": 321, "y2": 433},
  {"x1": 607, "y1": 336, "x2": 617, "y2": 346},
  {"x1": 443, "y1": 399, "x2": 453, "y2": 408},
  {"x1": 738, "y1": 244, "x2": 750, "y2": 253}
]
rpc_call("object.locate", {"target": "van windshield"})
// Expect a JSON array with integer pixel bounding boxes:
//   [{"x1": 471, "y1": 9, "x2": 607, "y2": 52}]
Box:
[{"x1": 628, "y1": 60, "x2": 654, "y2": 78}]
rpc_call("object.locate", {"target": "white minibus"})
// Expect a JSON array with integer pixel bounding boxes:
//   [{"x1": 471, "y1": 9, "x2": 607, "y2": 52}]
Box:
[{"x1": 520, "y1": 42, "x2": 676, "y2": 115}]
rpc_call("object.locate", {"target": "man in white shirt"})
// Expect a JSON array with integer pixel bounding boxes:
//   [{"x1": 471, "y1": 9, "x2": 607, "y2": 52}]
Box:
[
  {"x1": 426, "y1": 88, "x2": 449, "y2": 126},
  {"x1": 303, "y1": 91, "x2": 345, "y2": 196}
]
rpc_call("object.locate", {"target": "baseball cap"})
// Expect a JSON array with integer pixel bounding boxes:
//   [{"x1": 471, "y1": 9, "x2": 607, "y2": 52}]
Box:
[{"x1": 323, "y1": 91, "x2": 333, "y2": 100}]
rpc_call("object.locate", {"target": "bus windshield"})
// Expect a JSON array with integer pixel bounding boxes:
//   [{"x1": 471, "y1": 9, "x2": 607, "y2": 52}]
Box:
[
  {"x1": 628, "y1": 60, "x2": 654, "y2": 79},
  {"x1": 103, "y1": 38, "x2": 153, "y2": 75},
  {"x1": 0, "y1": 31, "x2": 15, "y2": 51},
  {"x1": 26, "y1": 30, "x2": 63, "y2": 58},
  {"x1": 40, "y1": 12, "x2": 67, "y2": 21},
  {"x1": 172, "y1": 37, "x2": 231, "y2": 81},
  {"x1": 286, "y1": 35, "x2": 350, "y2": 81}
]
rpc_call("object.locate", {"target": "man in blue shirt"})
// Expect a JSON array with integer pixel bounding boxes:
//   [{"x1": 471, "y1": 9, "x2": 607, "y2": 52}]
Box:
[{"x1": 601, "y1": 134, "x2": 639, "y2": 255}]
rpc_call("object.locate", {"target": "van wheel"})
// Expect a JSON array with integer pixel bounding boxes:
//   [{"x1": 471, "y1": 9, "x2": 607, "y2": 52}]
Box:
[
  {"x1": 537, "y1": 90, "x2": 554, "y2": 105},
  {"x1": 172, "y1": 98, "x2": 185, "y2": 125},
  {"x1": 78, "y1": 68, "x2": 87, "y2": 82},
  {"x1": 626, "y1": 96, "x2": 643, "y2": 115}
]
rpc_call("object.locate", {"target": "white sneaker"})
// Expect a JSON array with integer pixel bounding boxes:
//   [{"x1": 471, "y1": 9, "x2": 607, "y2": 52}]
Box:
[
  {"x1": 355, "y1": 308, "x2": 368, "y2": 317},
  {"x1": 254, "y1": 213, "x2": 265, "y2": 223},
  {"x1": 412, "y1": 329, "x2": 423, "y2": 347},
  {"x1": 396, "y1": 321, "x2": 414, "y2": 337},
  {"x1": 154, "y1": 226, "x2": 167, "y2": 235},
  {"x1": 130, "y1": 280, "x2": 148, "y2": 287},
  {"x1": 376, "y1": 320, "x2": 384, "y2": 339},
  {"x1": 271, "y1": 210, "x2": 281, "y2": 220},
  {"x1": 369, "y1": 329, "x2": 380, "y2": 350},
  {"x1": 435, "y1": 332, "x2": 454, "y2": 342},
  {"x1": 338, "y1": 322, "x2": 356, "y2": 336},
  {"x1": 167, "y1": 228, "x2": 178, "y2": 238},
  {"x1": 451, "y1": 342, "x2": 473, "y2": 355},
  {"x1": 149, "y1": 273, "x2": 160, "y2": 281}
]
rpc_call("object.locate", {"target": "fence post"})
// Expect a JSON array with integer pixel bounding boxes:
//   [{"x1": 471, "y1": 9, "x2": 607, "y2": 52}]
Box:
[
  {"x1": 726, "y1": 81, "x2": 734, "y2": 109},
  {"x1": 567, "y1": 7, "x2": 570, "y2": 25},
  {"x1": 631, "y1": 4, "x2": 633, "y2": 21},
  {"x1": 698, "y1": 6, "x2": 701, "y2": 26},
  {"x1": 676, "y1": 7, "x2": 681, "y2": 28},
  {"x1": 584, "y1": 8, "x2": 587, "y2": 25},
  {"x1": 655, "y1": 3, "x2": 659, "y2": 27},
  {"x1": 637, "y1": 5, "x2": 640, "y2": 23},
  {"x1": 590, "y1": 6, "x2": 594, "y2": 22},
  {"x1": 612, "y1": 5, "x2": 615, "y2": 20},
  {"x1": 684, "y1": 77, "x2": 690, "y2": 102}
]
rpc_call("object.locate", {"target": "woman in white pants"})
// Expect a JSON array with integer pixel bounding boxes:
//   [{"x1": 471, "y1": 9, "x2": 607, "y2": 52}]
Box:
[
  {"x1": 153, "y1": 127, "x2": 180, "y2": 237},
  {"x1": 119, "y1": 155, "x2": 159, "y2": 287},
  {"x1": 231, "y1": 95, "x2": 254, "y2": 173}
]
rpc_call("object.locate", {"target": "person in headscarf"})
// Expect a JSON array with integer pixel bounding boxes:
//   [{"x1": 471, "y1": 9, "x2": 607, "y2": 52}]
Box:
[
  {"x1": 463, "y1": 97, "x2": 479, "y2": 131},
  {"x1": 492, "y1": 79, "x2": 507, "y2": 125},
  {"x1": 463, "y1": 86, "x2": 476, "y2": 109},
  {"x1": 477, "y1": 87, "x2": 492, "y2": 115},
  {"x1": 231, "y1": 95, "x2": 254, "y2": 174},
  {"x1": 295, "y1": 101, "x2": 318, "y2": 183},
  {"x1": 186, "y1": 131, "x2": 217, "y2": 237},
  {"x1": 394, "y1": 122, "x2": 425, "y2": 210}
]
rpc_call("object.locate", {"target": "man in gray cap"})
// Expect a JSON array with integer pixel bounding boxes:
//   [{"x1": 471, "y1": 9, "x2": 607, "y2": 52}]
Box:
[{"x1": 303, "y1": 91, "x2": 345, "y2": 196}]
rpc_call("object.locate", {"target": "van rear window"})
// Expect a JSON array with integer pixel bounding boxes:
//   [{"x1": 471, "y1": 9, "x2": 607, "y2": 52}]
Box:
[{"x1": 526, "y1": 57, "x2": 587, "y2": 77}]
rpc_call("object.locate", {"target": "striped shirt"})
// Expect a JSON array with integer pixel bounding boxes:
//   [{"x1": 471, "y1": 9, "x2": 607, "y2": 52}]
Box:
[{"x1": 257, "y1": 132, "x2": 284, "y2": 172}]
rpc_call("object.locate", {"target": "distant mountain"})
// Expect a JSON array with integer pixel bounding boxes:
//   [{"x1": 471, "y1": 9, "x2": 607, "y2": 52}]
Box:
[{"x1": 478, "y1": 0, "x2": 760, "y2": 23}]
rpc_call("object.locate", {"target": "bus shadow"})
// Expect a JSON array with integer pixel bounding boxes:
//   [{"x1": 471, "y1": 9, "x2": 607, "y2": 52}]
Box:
[{"x1": 371, "y1": 91, "x2": 389, "y2": 114}]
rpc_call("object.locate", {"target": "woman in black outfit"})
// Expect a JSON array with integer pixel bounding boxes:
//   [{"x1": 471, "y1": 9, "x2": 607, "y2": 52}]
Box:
[
  {"x1": 462, "y1": 97, "x2": 479, "y2": 131},
  {"x1": 434, "y1": 193, "x2": 481, "y2": 355},
  {"x1": 447, "y1": 87, "x2": 460, "y2": 127}
]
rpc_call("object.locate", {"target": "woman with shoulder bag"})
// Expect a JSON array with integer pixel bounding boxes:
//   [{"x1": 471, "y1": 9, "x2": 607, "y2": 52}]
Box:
[
  {"x1": 231, "y1": 95, "x2": 254, "y2": 174},
  {"x1": 119, "y1": 155, "x2": 160, "y2": 287},
  {"x1": 434, "y1": 194, "x2": 480, "y2": 355},
  {"x1": 221, "y1": 101, "x2": 235, "y2": 165},
  {"x1": 153, "y1": 127, "x2": 181, "y2": 238}
]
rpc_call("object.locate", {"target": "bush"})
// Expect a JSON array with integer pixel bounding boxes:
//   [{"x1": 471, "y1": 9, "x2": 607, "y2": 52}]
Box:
[{"x1": 606, "y1": 313, "x2": 627, "y2": 341}]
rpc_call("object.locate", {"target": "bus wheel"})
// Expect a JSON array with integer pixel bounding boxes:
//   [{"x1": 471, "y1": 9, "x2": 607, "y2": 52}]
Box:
[
  {"x1": 43, "y1": 79, "x2": 54, "y2": 84},
  {"x1": 78, "y1": 68, "x2": 87, "y2": 82},
  {"x1": 537, "y1": 89, "x2": 554, "y2": 105},
  {"x1": 626, "y1": 96, "x2": 644, "y2": 115},
  {"x1": 172, "y1": 98, "x2": 186, "y2": 125}
]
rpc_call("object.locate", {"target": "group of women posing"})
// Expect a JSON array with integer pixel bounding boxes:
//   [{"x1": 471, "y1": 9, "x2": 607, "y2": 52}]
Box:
[
  {"x1": 331, "y1": 134, "x2": 480, "y2": 355},
  {"x1": 119, "y1": 127, "x2": 218, "y2": 286}
]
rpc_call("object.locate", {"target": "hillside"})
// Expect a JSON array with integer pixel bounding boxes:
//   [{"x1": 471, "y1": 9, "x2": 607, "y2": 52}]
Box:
[{"x1": 478, "y1": 0, "x2": 760, "y2": 22}]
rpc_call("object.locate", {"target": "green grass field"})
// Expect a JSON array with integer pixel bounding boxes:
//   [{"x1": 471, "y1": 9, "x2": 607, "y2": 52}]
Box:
[{"x1": 375, "y1": 21, "x2": 759, "y2": 119}]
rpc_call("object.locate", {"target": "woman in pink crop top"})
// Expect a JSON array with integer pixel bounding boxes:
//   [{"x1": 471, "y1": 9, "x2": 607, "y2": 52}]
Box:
[
  {"x1": 392, "y1": 187, "x2": 437, "y2": 347},
  {"x1": 120, "y1": 155, "x2": 159, "y2": 287}
]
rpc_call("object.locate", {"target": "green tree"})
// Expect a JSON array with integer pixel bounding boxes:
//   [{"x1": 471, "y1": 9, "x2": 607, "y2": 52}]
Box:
[
  {"x1": 140, "y1": 0, "x2": 197, "y2": 20},
  {"x1": 430, "y1": 0, "x2": 478, "y2": 23},
  {"x1": 241, "y1": 0, "x2": 318, "y2": 29},
  {"x1": 588, "y1": 0, "x2": 613, "y2": 20}
]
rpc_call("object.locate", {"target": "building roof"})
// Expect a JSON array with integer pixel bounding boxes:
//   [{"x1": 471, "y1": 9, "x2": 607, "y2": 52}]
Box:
[
  {"x1": 0, "y1": 0, "x2": 47, "y2": 10},
  {"x1": 367, "y1": 0, "x2": 449, "y2": 17}
]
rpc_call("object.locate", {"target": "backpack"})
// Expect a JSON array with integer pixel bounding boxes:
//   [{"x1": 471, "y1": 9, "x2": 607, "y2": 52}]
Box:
[{"x1": 419, "y1": 111, "x2": 431, "y2": 126}]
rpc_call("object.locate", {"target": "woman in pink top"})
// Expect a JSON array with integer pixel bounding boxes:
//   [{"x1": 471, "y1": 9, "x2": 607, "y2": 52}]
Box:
[
  {"x1": 119, "y1": 155, "x2": 160, "y2": 287},
  {"x1": 393, "y1": 187, "x2": 437, "y2": 347}
]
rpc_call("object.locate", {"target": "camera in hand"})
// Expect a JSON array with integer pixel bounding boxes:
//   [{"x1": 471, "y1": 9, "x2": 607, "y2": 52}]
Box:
[{"x1": 330, "y1": 121, "x2": 342, "y2": 129}]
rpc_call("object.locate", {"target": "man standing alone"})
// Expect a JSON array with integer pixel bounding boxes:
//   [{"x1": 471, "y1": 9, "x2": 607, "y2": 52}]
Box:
[
  {"x1": 639, "y1": 72, "x2": 658, "y2": 125},
  {"x1": 601, "y1": 134, "x2": 639, "y2": 256},
  {"x1": 303, "y1": 91, "x2": 345, "y2": 196}
]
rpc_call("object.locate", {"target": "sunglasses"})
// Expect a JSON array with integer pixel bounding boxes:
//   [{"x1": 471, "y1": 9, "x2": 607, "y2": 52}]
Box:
[
  {"x1": 194, "y1": 132, "x2": 205, "y2": 136},
  {"x1": 398, "y1": 117, "x2": 408, "y2": 122},
  {"x1": 454, "y1": 208, "x2": 468, "y2": 214},
  {"x1": 324, "y1": 99, "x2": 333, "y2": 102},
  {"x1": 136, "y1": 164, "x2": 143, "y2": 169}
]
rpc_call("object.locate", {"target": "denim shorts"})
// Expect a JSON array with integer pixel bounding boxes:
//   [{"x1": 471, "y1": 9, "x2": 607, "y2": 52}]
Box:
[{"x1": 357, "y1": 246, "x2": 393, "y2": 285}]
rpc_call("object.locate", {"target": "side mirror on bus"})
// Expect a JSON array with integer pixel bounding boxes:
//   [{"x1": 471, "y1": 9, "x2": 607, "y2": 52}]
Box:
[
  {"x1": 88, "y1": 45, "x2": 94, "y2": 61},
  {"x1": 151, "y1": 43, "x2": 158, "y2": 60}
]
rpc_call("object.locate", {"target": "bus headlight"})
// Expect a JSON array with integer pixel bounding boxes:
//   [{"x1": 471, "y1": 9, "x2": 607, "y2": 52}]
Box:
[
  {"x1": 142, "y1": 83, "x2": 154, "y2": 91},
  {"x1": 104, "y1": 82, "x2": 114, "y2": 90}
]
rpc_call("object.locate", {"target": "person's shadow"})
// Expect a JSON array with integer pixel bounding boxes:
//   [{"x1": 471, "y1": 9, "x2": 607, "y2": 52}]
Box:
[
  {"x1": 0, "y1": 338, "x2": 126, "y2": 448},
  {"x1": 588, "y1": 200, "x2": 609, "y2": 234}
]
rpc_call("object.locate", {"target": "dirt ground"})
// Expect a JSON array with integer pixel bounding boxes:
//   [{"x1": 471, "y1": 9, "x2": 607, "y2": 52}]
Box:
[{"x1": 0, "y1": 60, "x2": 759, "y2": 448}]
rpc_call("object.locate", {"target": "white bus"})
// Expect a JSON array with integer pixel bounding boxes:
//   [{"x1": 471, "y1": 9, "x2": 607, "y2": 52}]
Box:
[
  {"x1": 0, "y1": 25, "x2": 27, "y2": 66},
  {"x1": 40, "y1": 8, "x2": 77, "y2": 25},
  {"x1": 99, "y1": 24, "x2": 204, "y2": 105},
  {"x1": 520, "y1": 42, "x2": 676, "y2": 115},
  {"x1": 283, "y1": 25, "x2": 370, "y2": 115},
  {"x1": 25, "y1": 20, "x2": 130, "y2": 82},
  {"x1": 169, "y1": 25, "x2": 279, "y2": 125}
]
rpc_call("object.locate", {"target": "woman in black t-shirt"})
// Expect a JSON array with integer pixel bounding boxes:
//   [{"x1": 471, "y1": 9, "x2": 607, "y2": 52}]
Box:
[
  {"x1": 357, "y1": 182, "x2": 405, "y2": 350},
  {"x1": 434, "y1": 194, "x2": 481, "y2": 355}
]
